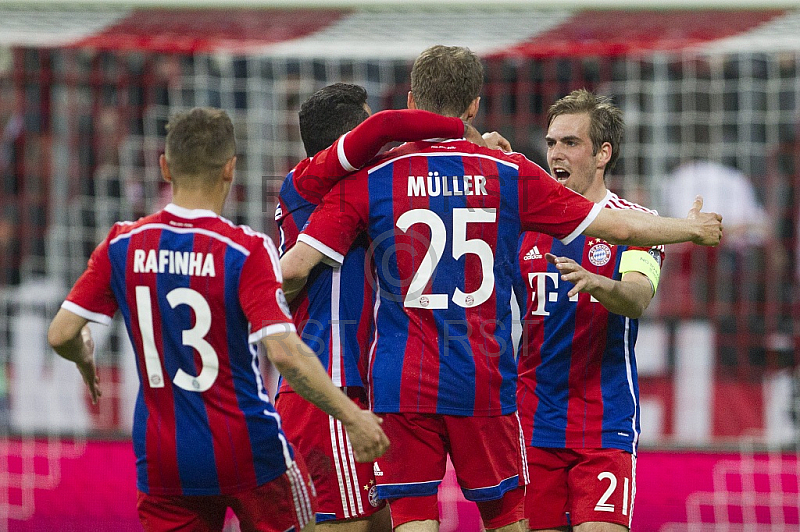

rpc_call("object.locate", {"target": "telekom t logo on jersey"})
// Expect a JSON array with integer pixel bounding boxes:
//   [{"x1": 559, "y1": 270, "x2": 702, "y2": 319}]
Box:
[{"x1": 527, "y1": 272, "x2": 598, "y2": 316}]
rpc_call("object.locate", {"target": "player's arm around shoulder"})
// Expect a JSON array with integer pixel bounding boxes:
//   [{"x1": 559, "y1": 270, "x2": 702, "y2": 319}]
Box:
[
  {"x1": 260, "y1": 331, "x2": 388, "y2": 462},
  {"x1": 279, "y1": 175, "x2": 366, "y2": 301},
  {"x1": 279, "y1": 241, "x2": 331, "y2": 302}
]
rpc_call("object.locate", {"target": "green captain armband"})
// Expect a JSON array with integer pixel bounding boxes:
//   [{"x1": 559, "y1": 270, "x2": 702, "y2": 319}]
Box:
[{"x1": 619, "y1": 249, "x2": 661, "y2": 295}]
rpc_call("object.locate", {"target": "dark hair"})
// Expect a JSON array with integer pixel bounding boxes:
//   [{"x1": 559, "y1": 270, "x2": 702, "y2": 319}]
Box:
[
  {"x1": 410, "y1": 45, "x2": 483, "y2": 117},
  {"x1": 299, "y1": 83, "x2": 369, "y2": 157},
  {"x1": 547, "y1": 89, "x2": 625, "y2": 176},
  {"x1": 164, "y1": 107, "x2": 235, "y2": 186}
]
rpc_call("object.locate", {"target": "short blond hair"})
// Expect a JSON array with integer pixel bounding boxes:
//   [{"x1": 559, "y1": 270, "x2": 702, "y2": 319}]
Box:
[
  {"x1": 410, "y1": 45, "x2": 483, "y2": 117},
  {"x1": 164, "y1": 107, "x2": 235, "y2": 186}
]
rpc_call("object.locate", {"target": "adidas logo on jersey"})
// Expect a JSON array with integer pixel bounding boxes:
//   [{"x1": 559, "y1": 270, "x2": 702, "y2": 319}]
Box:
[
  {"x1": 373, "y1": 462, "x2": 383, "y2": 477},
  {"x1": 524, "y1": 246, "x2": 542, "y2": 260}
]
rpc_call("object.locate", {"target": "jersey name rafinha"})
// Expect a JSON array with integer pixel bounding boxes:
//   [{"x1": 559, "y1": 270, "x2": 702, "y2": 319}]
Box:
[{"x1": 64, "y1": 203, "x2": 297, "y2": 496}]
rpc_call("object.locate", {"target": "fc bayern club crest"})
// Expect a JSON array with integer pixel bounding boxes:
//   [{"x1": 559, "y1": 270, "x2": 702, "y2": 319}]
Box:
[
  {"x1": 588, "y1": 241, "x2": 612, "y2": 267},
  {"x1": 368, "y1": 485, "x2": 380, "y2": 507}
]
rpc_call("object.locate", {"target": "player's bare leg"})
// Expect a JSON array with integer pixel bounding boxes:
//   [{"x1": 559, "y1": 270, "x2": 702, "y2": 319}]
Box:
[
  {"x1": 300, "y1": 521, "x2": 316, "y2": 531},
  {"x1": 486, "y1": 520, "x2": 526, "y2": 532},
  {"x1": 368, "y1": 505, "x2": 392, "y2": 531},
  {"x1": 394, "y1": 519, "x2": 438, "y2": 532},
  {"x1": 317, "y1": 518, "x2": 369, "y2": 532},
  {"x1": 316, "y1": 506, "x2": 391, "y2": 532},
  {"x1": 529, "y1": 527, "x2": 567, "y2": 532},
  {"x1": 573, "y1": 522, "x2": 627, "y2": 532}
]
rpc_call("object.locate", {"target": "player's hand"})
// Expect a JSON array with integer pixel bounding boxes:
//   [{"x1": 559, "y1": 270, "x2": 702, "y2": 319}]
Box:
[
  {"x1": 546, "y1": 253, "x2": 598, "y2": 297},
  {"x1": 463, "y1": 122, "x2": 487, "y2": 147},
  {"x1": 482, "y1": 131, "x2": 512, "y2": 152},
  {"x1": 76, "y1": 325, "x2": 101, "y2": 404},
  {"x1": 686, "y1": 195, "x2": 723, "y2": 246},
  {"x1": 343, "y1": 410, "x2": 390, "y2": 463}
]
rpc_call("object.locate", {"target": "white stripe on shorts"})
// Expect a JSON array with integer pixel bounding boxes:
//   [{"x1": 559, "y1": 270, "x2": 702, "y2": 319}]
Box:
[
  {"x1": 515, "y1": 412, "x2": 530, "y2": 485},
  {"x1": 335, "y1": 416, "x2": 360, "y2": 516},
  {"x1": 330, "y1": 415, "x2": 355, "y2": 518},
  {"x1": 287, "y1": 461, "x2": 314, "y2": 528}
]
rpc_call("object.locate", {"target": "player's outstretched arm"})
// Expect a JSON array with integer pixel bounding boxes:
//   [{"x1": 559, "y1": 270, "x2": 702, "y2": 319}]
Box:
[
  {"x1": 546, "y1": 253, "x2": 654, "y2": 318},
  {"x1": 584, "y1": 196, "x2": 723, "y2": 247},
  {"x1": 48, "y1": 309, "x2": 101, "y2": 404},
  {"x1": 261, "y1": 331, "x2": 389, "y2": 462}
]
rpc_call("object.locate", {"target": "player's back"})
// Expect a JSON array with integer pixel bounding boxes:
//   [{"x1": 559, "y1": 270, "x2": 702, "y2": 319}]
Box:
[
  {"x1": 106, "y1": 204, "x2": 293, "y2": 496},
  {"x1": 277, "y1": 159, "x2": 374, "y2": 390},
  {"x1": 358, "y1": 140, "x2": 590, "y2": 417}
]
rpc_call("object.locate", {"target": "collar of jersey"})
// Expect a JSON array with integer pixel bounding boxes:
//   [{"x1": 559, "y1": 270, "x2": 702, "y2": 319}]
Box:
[
  {"x1": 598, "y1": 189, "x2": 614, "y2": 207},
  {"x1": 164, "y1": 203, "x2": 219, "y2": 219}
]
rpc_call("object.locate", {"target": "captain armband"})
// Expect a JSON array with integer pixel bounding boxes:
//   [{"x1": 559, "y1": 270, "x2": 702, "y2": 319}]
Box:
[{"x1": 619, "y1": 249, "x2": 661, "y2": 295}]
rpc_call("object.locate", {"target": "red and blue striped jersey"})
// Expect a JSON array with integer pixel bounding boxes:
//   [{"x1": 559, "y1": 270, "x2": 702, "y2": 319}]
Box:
[
  {"x1": 300, "y1": 140, "x2": 601, "y2": 416},
  {"x1": 514, "y1": 191, "x2": 665, "y2": 453},
  {"x1": 63, "y1": 203, "x2": 298, "y2": 496},
  {"x1": 275, "y1": 110, "x2": 464, "y2": 391}
]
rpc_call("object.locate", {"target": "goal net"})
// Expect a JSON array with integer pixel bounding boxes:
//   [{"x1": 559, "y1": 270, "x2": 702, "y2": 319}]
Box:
[{"x1": 1, "y1": 4, "x2": 800, "y2": 530}]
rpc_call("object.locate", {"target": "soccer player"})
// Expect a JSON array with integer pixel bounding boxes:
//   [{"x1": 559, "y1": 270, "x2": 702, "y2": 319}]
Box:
[
  {"x1": 514, "y1": 89, "x2": 661, "y2": 531},
  {"x1": 47, "y1": 107, "x2": 388, "y2": 532},
  {"x1": 280, "y1": 46, "x2": 722, "y2": 532},
  {"x1": 274, "y1": 83, "x2": 479, "y2": 531}
]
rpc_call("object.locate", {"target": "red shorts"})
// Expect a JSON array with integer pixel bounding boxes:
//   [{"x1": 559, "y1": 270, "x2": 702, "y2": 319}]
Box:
[
  {"x1": 276, "y1": 389, "x2": 384, "y2": 523},
  {"x1": 375, "y1": 412, "x2": 528, "y2": 524},
  {"x1": 525, "y1": 447, "x2": 636, "y2": 529},
  {"x1": 137, "y1": 459, "x2": 315, "y2": 532}
]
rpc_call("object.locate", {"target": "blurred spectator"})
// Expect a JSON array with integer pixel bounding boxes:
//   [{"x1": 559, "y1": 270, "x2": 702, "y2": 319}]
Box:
[
  {"x1": 658, "y1": 159, "x2": 774, "y2": 375},
  {"x1": 661, "y1": 160, "x2": 769, "y2": 248}
]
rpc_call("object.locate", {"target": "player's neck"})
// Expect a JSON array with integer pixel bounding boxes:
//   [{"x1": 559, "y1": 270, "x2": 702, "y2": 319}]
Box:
[
  {"x1": 170, "y1": 188, "x2": 226, "y2": 215},
  {"x1": 582, "y1": 176, "x2": 608, "y2": 204}
]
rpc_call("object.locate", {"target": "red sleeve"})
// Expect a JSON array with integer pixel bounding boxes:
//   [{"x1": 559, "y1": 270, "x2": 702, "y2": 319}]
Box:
[
  {"x1": 239, "y1": 234, "x2": 297, "y2": 343},
  {"x1": 517, "y1": 158, "x2": 600, "y2": 243},
  {"x1": 63, "y1": 231, "x2": 117, "y2": 324},
  {"x1": 294, "y1": 110, "x2": 464, "y2": 202},
  {"x1": 297, "y1": 172, "x2": 369, "y2": 264}
]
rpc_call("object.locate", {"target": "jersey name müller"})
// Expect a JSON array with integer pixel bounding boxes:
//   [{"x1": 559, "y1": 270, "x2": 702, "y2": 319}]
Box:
[{"x1": 300, "y1": 140, "x2": 602, "y2": 417}]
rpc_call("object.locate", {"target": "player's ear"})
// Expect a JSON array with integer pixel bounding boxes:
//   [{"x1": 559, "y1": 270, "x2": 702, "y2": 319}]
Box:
[
  {"x1": 465, "y1": 97, "x2": 480, "y2": 121},
  {"x1": 596, "y1": 142, "x2": 612, "y2": 169},
  {"x1": 222, "y1": 156, "x2": 236, "y2": 183},
  {"x1": 159, "y1": 154, "x2": 172, "y2": 183},
  {"x1": 407, "y1": 91, "x2": 416, "y2": 110}
]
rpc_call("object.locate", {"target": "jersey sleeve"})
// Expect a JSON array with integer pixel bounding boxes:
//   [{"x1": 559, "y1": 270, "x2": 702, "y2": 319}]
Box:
[
  {"x1": 294, "y1": 110, "x2": 465, "y2": 203},
  {"x1": 297, "y1": 173, "x2": 369, "y2": 265},
  {"x1": 62, "y1": 231, "x2": 118, "y2": 325},
  {"x1": 240, "y1": 235, "x2": 297, "y2": 343},
  {"x1": 517, "y1": 159, "x2": 601, "y2": 244}
]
